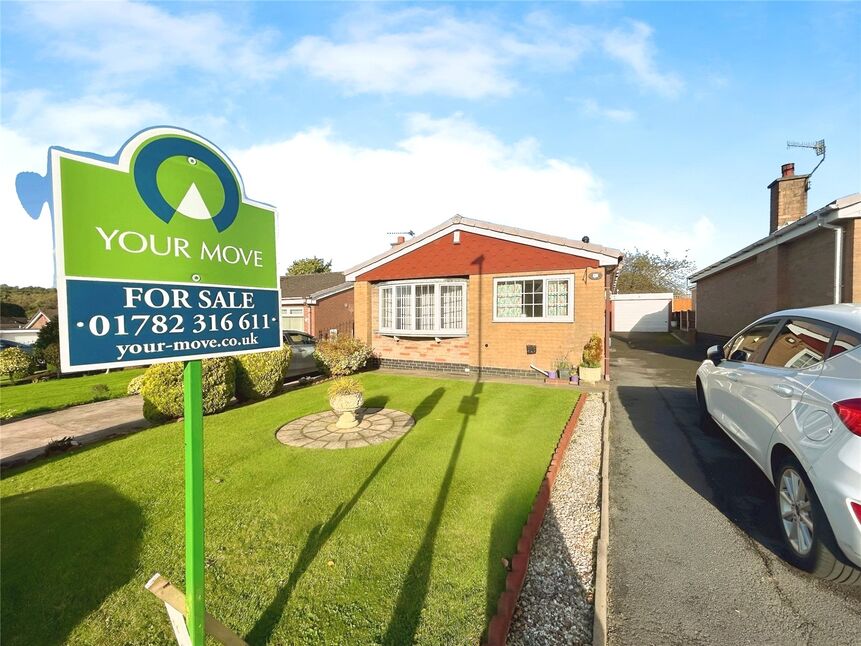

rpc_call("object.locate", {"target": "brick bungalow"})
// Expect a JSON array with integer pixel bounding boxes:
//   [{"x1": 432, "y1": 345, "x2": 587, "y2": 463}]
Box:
[
  {"x1": 280, "y1": 272, "x2": 354, "y2": 338},
  {"x1": 689, "y1": 163, "x2": 861, "y2": 340},
  {"x1": 0, "y1": 310, "x2": 52, "y2": 346},
  {"x1": 345, "y1": 216, "x2": 623, "y2": 379}
]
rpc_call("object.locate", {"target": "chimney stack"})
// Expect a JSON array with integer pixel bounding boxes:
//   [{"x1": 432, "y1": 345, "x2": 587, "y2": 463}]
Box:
[
  {"x1": 768, "y1": 162, "x2": 808, "y2": 233},
  {"x1": 390, "y1": 235, "x2": 406, "y2": 248}
]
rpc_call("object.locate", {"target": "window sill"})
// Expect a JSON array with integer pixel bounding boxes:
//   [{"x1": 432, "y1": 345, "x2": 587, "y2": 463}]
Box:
[
  {"x1": 491, "y1": 318, "x2": 574, "y2": 324},
  {"x1": 377, "y1": 330, "x2": 468, "y2": 339}
]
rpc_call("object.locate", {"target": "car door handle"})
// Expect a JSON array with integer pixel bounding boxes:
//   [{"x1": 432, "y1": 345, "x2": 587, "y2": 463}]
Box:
[{"x1": 771, "y1": 384, "x2": 795, "y2": 398}]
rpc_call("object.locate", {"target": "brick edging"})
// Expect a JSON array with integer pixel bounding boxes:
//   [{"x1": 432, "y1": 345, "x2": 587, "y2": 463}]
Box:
[{"x1": 484, "y1": 394, "x2": 588, "y2": 646}]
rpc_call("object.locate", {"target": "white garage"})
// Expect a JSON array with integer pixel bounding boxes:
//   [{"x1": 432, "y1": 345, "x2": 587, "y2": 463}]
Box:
[{"x1": 611, "y1": 293, "x2": 672, "y2": 332}]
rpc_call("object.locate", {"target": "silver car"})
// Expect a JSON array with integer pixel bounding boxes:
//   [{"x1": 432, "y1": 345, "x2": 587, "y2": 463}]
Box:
[
  {"x1": 283, "y1": 330, "x2": 319, "y2": 380},
  {"x1": 696, "y1": 304, "x2": 861, "y2": 583}
]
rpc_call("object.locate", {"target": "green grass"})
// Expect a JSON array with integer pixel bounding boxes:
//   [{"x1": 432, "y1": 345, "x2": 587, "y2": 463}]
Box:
[
  {"x1": 0, "y1": 373, "x2": 578, "y2": 645},
  {"x1": 0, "y1": 369, "x2": 146, "y2": 419}
]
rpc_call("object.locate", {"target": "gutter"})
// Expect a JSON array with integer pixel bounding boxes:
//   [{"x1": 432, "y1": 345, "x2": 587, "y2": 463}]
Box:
[{"x1": 819, "y1": 216, "x2": 844, "y2": 304}]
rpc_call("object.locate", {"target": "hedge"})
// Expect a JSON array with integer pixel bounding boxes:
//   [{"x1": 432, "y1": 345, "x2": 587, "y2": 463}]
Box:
[
  {"x1": 313, "y1": 336, "x2": 373, "y2": 376},
  {"x1": 235, "y1": 345, "x2": 292, "y2": 401},
  {"x1": 141, "y1": 357, "x2": 236, "y2": 422}
]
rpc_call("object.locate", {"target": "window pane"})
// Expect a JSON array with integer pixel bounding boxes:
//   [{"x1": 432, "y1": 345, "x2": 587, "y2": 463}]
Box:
[
  {"x1": 415, "y1": 284, "x2": 436, "y2": 331},
  {"x1": 547, "y1": 279, "x2": 569, "y2": 317},
  {"x1": 829, "y1": 328, "x2": 861, "y2": 357},
  {"x1": 496, "y1": 280, "x2": 524, "y2": 318},
  {"x1": 395, "y1": 285, "x2": 412, "y2": 331},
  {"x1": 380, "y1": 288, "x2": 393, "y2": 329},
  {"x1": 726, "y1": 321, "x2": 778, "y2": 363},
  {"x1": 441, "y1": 284, "x2": 464, "y2": 329},
  {"x1": 763, "y1": 319, "x2": 834, "y2": 368}
]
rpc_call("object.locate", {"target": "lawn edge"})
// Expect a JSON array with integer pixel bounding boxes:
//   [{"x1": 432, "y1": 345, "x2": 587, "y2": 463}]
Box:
[{"x1": 483, "y1": 392, "x2": 588, "y2": 646}]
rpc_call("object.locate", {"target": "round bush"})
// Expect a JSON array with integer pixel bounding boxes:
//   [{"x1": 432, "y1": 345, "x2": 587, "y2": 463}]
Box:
[
  {"x1": 43, "y1": 343, "x2": 60, "y2": 371},
  {"x1": 0, "y1": 347, "x2": 32, "y2": 382},
  {"x1": 235, "y1": 345, "x2": 292, "y2": 401},
  {"x1": 127, "y1": 374, "x2": 147, "y2": 395},
  {"x1": 313, "y1": 336, "x2": 373, "y2": 376},
  {"x1": 141, "y1": 357, "x2": 236, "y2": 422}
]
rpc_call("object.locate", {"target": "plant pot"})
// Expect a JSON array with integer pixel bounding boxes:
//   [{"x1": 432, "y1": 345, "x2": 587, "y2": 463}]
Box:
[
  {"x1": 558, "y1": 369, "x2": 571, "y2": 381},
  {"x1": 548, "y1": 370, "x2": 559, "y2": 380},
  {"x1": 329, "y1": 392, "x2": 364, "y2": 429},
  {"x1": 578, "y1": 365, "x2": 602, "y2": 384},
  {"x1": 569, "y1": 375, "x2": 579, "y2": 385}
]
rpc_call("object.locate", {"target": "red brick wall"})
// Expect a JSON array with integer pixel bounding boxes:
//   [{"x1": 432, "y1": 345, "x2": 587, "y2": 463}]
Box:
[
  {"x1": 313, "y1": 289, "x2": 354, "y2": 338},
  {"x1": 357, "y1": 231, "x2": 598, "y2": 281},
  {"x1": 355, "y1": 267, "x2": 608, "y2": 373}
]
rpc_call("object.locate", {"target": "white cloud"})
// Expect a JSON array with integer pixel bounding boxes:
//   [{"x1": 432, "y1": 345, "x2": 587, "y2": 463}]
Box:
[
  {"x1": 230, "y1": 114, "x2": 712, "y2": 274},
  {"x1": 288, "y1": 8, "x2": 588, "y2": 98},
  {"x1": 20, "y1": 0, "x2": 289, "y2": 85},
  {"x1": 579, "y1": 98, "x2": 636, "y2": 123},
  {"x1": 602, "y1": 21, "x2": 683, "y2": 97}
]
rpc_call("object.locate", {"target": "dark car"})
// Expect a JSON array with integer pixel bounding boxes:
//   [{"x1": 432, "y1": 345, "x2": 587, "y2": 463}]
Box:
[{"x1": 282, "y1": 330, "x2": 319, "y2": 380}]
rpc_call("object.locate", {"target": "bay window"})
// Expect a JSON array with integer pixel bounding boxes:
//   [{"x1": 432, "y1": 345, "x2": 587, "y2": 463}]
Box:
[
  {"x1": 493, "y1": 275, "x2": 573, "y2": 322},
  {"x1": 379, "y1": 280, "x2": 467, "y2": 335}
]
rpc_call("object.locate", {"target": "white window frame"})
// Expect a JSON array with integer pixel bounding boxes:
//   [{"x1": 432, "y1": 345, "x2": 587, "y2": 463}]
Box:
[
  {"x1": 492, "y1": 274, "x2": 574, "y2": 323},
  {"x1": 378, "y1": 279, "x2": 468, "y2": 337}
]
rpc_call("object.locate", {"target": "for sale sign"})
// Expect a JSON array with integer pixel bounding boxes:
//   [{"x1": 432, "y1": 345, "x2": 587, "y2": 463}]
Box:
[{"x1": 44, "y1": 127, "x2": 281, "y2": 371}]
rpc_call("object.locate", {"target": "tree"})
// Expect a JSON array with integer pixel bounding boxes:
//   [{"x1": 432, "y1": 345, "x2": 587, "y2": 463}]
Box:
[
  {"x1": 35, "y1": 318, "x2": 59, "y2": 349},
  {"x1": 0, "y1": 347, "x2": 32, "y2": 383},
  {"x1": 616, "y1": 249, "x2": 696, "y2": 296},
  {"x1": 286, "y1": 257, "x2": 332, "y2": 275}
]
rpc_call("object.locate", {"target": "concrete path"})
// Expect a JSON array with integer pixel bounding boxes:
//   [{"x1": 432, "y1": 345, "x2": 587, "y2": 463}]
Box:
[
  {"x1": 607, "y1": 333, "x2": 861, "y2": 646},
  {"x1": 0, "y1": 396, "x2": 149, "y2": 468}
]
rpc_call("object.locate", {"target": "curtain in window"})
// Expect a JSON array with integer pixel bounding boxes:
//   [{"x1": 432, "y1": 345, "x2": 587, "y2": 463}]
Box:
[
  {"x1": 395, "y1": 285, "x2": 412, "y2": 330},
  {"x1": 496, "y1": 281, "x2": 524, "y2": 318},
  {"x1": 441, "y1": 284, "x2": 464, "y2": 329},
  {"x1": 547, "y1": 280, "x2": 568, "y2": 317},
  {"x1": 415, "y1": 284, "x2": 435, "y2": 330},
  {"x1": 380, "y1": 288, "x2": 393, "y2": 329}
]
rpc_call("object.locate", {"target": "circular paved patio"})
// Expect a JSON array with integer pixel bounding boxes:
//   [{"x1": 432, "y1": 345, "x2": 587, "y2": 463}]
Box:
[{"x1": 276, "y1": 407, "x2": 415, "y2": 449}]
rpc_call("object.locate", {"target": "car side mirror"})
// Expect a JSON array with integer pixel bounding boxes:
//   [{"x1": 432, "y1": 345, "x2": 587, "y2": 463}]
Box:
[{"x1": 706, "y1": 344, "x2": 724, "y2": 366}]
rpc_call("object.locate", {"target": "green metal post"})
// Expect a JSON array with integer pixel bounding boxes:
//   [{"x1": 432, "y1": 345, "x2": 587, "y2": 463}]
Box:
[{"x1": 184, "y1": 360, "x2": 205, "y2": 645}]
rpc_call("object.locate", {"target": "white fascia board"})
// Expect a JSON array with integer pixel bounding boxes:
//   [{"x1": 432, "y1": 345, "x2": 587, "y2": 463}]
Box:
[
  {"x1": 281, "y1": 297, "x2": 307, "y2": 305},
  {"x1": 345, "y1": 224, "x2": 620, "y2": 281},
  {"x1": 611, "y1": 293, "x2": 674, "y2": 301}
]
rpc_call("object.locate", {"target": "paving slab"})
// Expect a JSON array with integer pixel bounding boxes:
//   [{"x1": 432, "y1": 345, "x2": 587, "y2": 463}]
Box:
[{"x1": 1, "y1": 396, "x2": 150, "y2": 468}]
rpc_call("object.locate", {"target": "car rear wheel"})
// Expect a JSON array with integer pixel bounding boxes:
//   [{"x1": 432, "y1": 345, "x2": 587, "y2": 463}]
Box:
[{"x1": 775, "y1": 455, "x2": 861, "y2": 585}]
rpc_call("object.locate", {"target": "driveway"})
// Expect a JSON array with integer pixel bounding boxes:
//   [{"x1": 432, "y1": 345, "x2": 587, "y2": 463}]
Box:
[{"x1": 607, "y1": 333, "x2": 861, "y2": 645}]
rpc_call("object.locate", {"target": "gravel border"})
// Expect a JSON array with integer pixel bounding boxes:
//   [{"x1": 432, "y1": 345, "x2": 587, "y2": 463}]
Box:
[{"x1": 508, "y1": 392, "x2": 604, "y2": 645}]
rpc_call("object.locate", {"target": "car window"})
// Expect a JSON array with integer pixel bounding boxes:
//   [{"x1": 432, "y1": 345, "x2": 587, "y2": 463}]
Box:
[
  {"x1": 725, "y1": 320, "x2": 779, "y2": 363},
  {"x1": 300, "y1": 334, "x2": 315, "y2": 345},
  {"x1": 828, "y1": 328, "x2": 861, "y2": 358},
  {"x1": 762, "y1": 319, "x2": 835, "y2": 368}
]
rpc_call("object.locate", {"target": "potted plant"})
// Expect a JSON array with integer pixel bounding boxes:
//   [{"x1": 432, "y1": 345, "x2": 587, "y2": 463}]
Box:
[
  {"x1": 578, "y1": 333, "x2": 603, "y2": 384},
  {"x1": 557, "y1": 358, "x2": 572, "y2": 381},
  {"x1": 328, "y1": 377, "x2": 365, "y2": 429}
]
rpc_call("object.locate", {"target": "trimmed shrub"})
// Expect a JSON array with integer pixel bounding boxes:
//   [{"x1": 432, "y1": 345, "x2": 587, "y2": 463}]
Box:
[
  {"x1": 314, "y1": 336, "x2": 373, "y2": 376},
  {"x1": 581, "y1": 333, "x2": 603, "y2": 368},
  {"x1": 43, "y1": 343, "x2": 60, "y2": 373},
  {"x1": 141, "y1": 357, "x2": 236, "y2": 422},
  {"x1": 235, "y1": 345, "x2": 292, "y2": 401},
  {"x1": 0, "y1": 347, "x2": 32, "y2": 383},
  {"x1": 127, "y1": 374, "x2": 147, "y2": 395}
]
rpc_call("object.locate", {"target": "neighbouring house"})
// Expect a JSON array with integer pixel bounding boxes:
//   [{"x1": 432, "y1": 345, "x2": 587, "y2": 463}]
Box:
[
  {"x1": 0, "y1": 310, "x2": 51, "y2": 346},
  {"x1": 345, "y1": 215, "x2": 623, "y2": 379},
  {"x1": 280, "y1": 272, "x2": 354, "y2": 338},
  {"x1": 689, "y1": 163, "x2": 861, "y2": 341}
]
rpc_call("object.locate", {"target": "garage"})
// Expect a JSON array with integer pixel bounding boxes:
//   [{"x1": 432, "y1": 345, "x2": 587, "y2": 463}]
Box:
[{"x1": 611, "y1": 293, "x2": 672, "y2": 332}]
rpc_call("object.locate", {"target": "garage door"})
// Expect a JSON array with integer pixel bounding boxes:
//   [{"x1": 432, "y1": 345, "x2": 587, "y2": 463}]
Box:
[{"x1": 612, "y1": 294, "x2": 672, "y2": 332}]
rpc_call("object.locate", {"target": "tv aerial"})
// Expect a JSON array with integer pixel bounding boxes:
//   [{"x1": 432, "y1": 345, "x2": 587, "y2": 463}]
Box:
[{"x1": 786, "y1": 138, "x2": 826, "y2": 188}]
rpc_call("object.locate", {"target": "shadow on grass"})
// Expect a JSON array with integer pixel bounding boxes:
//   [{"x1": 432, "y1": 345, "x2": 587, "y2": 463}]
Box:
[
  {"x1": 0, "y1": 482, "x2": 143, "y2": 646},
  {"x1": 484, "y1": 484, "x2": 527, "y2": 626},
  {"x1": 245, "y1": 387, "x2": 446, "y2": 645},
  {"x1": 381, "y1": 381, "x2": 482, "y2": 645}
]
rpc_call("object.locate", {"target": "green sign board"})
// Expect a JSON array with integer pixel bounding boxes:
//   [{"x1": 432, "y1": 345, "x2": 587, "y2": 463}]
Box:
[{"x1": 42, "y1": 127, "x2": 282, "y2": 371}]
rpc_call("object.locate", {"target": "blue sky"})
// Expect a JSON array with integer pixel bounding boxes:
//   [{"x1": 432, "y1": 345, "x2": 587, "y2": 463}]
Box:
[{"x1": 2, "y1": 1, "x2": 859, "y2": 287}]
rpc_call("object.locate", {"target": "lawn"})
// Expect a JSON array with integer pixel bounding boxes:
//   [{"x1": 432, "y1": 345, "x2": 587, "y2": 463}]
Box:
[
  {"x1": 0, "y1": 368, "x2": 146, "y2": 419},
  {"x1": 0, "y1": 373, "x2": 578, "y2": 645}
]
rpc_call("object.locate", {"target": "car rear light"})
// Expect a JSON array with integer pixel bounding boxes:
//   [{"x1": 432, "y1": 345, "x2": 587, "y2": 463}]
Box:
[
  {"x1": 851, "y1": 501, "x2": 861, "y2": 526},
  {"x1": 833, "y1": 399, "x2": 861, "y2": 437}
]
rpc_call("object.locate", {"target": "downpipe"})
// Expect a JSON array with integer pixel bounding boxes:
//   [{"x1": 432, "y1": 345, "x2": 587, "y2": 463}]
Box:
[{"x1": 819, "y1": 217, "x2": 844, "y2": 304}]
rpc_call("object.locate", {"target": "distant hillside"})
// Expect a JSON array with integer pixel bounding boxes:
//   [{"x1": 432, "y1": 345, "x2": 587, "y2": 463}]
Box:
[{"x1": 0, "y1": 285, "x2": 58, "y2": 319}]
